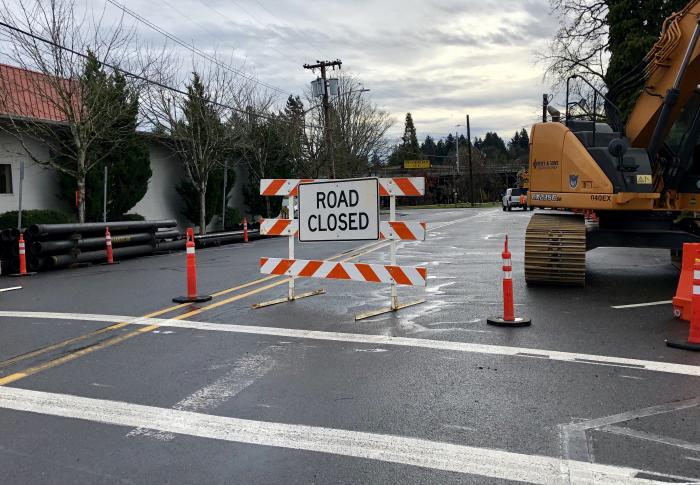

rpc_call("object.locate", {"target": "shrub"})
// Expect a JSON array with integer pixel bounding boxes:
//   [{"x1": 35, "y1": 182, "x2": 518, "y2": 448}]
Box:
[
  {"x1": 0, "y1": 209, "x2": 74, "y2": 229},
  {"x1": 223, "y1": 207, "x2": 242, "y2": 230}
]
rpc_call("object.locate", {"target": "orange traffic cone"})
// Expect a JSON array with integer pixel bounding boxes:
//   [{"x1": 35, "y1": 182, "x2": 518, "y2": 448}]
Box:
[
  {"x1": 672, "y1": 242, "x2": 700, "y2": 321},
  {"x1": 12, "y1": 233, "x2": 35, "y2": 277},
  {"x1": 487, "y1": 235, "x2": 531, "y2": 327},
  {"x1": 172, "y1": 228, "x2": 212, "y2": 303},
  {"x1": 101, "y1": 227, "x2": 119, "y2": 265},
  {"x1": 666, "y1": 256, "x2": 700, "y2": 351}
]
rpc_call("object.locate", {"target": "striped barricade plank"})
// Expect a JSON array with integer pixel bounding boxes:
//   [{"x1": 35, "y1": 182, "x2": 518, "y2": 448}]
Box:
[
  {"x1": 260, "y1": 218, "x2": 299, "y2": 236},
  {"x1": 260, "y1": 178, "x2": 425, "y2": 197},
  {"x1": 380, "y1": 221, "x2": 427, "y2": 241},
  {"x1": 260, "y1": 257, "x2": 427, "y2": 286},
  {"x1": 261, "y1": 219, "x2": 426, "y2": 241}
]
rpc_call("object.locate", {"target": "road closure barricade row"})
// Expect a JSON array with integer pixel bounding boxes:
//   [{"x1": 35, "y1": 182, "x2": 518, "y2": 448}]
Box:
[{"x1": 255, "y1": 177, "x2": 428, "y2": 319}]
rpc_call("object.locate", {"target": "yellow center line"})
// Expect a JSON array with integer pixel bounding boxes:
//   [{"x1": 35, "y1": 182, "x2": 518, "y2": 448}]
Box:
[
  {"x1": 0, "y1": 237, "x2": 397, "y2": 385},
  {"x1": 0, "y1": 306, "x2": 186, "y2": 371}
]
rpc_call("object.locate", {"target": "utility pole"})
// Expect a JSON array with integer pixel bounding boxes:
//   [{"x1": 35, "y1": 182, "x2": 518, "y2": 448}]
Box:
[
  {"x1": 455, "y1": 131, "x2": 460, "y2": 174},
  {"x1": 467, "y1": 115, "x2": 474, "y2": 206},
  {"x1": 303, "y1": 59, "x2": 342, "y2": 178}
]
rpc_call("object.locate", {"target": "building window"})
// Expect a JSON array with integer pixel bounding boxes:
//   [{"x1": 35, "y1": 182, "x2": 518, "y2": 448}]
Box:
[{"x1": 0, "y1": 165, "x2": 12, "y2": 194}]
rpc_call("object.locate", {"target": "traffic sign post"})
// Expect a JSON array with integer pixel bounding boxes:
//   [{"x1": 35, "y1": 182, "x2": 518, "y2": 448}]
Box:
[
  {"x1": 256, "y1": 177, "x2": 427, "y2": 319},
  {"x1": 253, "y1": 190, "x2": 326, "y2": 310}
]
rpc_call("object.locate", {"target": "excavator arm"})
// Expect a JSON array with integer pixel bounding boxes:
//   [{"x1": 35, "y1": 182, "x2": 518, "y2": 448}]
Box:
[{"x1": 626, "y1": 1, "x2": 700, "y2": 153}]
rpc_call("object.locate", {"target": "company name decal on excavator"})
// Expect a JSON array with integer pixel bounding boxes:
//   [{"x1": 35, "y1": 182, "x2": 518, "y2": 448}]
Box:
[
  {"x1": 531, "y1": 193, "x2": 561, "y2": 201},
  {"x1": 533, "y1": 160, "x2": 559, "y2": 169},
  {"x1": 590, "y1": 194, "x2": 611, "y2": 202}
]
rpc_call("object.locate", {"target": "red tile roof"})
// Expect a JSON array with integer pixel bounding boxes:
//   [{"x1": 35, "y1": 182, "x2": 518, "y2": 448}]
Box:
[{"x1": 0, "y1": 63, "x2": 74, "y2": 123}]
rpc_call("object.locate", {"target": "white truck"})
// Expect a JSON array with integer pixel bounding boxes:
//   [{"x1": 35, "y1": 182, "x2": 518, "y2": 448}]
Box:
[{"x1": 502, "y1": 187, "x2": 532, "y2": 211}]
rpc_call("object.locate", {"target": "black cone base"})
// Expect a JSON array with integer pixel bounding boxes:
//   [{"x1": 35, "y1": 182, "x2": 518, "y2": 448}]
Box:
[
  {"x1": 100, "y1": 261, "x2": 120, "y2": 265},
  {"x1": 665, "y1": 338, "x2": 700, "y2": 351},
  {"x1": 487, "y1": 316, "x2": 531, "y2": 327},
  {"x1": 173, "y1": 294, "x2": 212, "y2": 303},
  {"x1": 11, "y1": 272, "x2": 36, "y2": 277}
]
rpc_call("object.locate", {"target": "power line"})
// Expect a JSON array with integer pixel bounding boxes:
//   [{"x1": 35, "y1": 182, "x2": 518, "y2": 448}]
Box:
[
  {"x1": 244, "y1": 0, "x2": 329, "y2": 60},
  {"x1": 105, "y1": 0, "x2": 292, "y2": 96},
  {"x1": 193, "y1": 0, "x2": 314, "y2": 63},
  {"x1": 0, "y1": 20, "x2": 323, "y2": 130}
]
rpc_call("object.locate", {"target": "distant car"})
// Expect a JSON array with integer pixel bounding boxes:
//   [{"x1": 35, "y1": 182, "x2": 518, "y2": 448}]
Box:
[{"x1": 502, "y1": 187, "x2": 532, "y2": 211}]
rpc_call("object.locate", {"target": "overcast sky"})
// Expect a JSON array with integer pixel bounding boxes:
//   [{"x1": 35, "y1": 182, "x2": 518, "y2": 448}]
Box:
[{"x1": 18, "y1": 0, "x2": 562, "y2": 144}]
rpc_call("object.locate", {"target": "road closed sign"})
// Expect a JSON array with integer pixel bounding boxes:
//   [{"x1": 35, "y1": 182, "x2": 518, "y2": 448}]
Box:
[{"x1": 298, "y1": 178, "x2": 379, "y2": 242}]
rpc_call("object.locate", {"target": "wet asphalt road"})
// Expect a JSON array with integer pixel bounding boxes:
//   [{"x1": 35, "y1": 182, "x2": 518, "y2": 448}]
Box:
[{"x1": 0, "y1": 207, "x2": 698, "y2": 484}]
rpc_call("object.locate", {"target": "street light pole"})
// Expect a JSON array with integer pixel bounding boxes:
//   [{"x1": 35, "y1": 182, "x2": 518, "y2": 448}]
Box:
[{"x1": 467, "y1": 115, "x2": 474, "y2": 206}]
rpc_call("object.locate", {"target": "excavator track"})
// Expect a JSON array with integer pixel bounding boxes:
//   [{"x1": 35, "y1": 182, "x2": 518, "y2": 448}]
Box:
[{"x1": 525, "y1": 213, "x2": 586, "y2": 286}]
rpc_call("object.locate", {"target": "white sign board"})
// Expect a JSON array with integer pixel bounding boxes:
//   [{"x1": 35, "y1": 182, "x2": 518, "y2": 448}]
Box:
[{"x1": 298, "y1": 178, "x2": 379, "y2": 242}]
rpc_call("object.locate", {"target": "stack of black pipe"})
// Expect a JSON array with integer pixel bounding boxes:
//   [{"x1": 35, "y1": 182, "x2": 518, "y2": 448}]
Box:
[{"x1": 0, "y1": 220, "x2": 182, "y2": 273}]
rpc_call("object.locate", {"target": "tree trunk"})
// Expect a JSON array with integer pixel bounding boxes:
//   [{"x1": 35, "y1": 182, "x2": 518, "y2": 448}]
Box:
[
  {"x1": 77, "y1": 176, "x2": 86, "y2": 224},
  {"x1": 199, "y1": 186, "x2": 207, "y2": 235},
  {"x1": 77, "y1": 149, "x2": 87, "y2": 223}
]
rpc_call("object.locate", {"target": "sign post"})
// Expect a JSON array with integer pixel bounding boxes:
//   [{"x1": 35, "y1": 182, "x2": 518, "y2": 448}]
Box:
[
  {"x1": 287, "y1": 193, "x2": 295, "y2": 300},
  {"x1": 17, "y1": 161, "x2": 24, "y2": 230}
]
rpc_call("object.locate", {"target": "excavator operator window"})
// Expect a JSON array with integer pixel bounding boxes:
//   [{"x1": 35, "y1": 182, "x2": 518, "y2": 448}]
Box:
[
  {"x1": 666, "y1": 90, "x2": 700, "y2": 165},
  {"x1": 661, "y1": 89, "x2": 700, "y2": 191}
]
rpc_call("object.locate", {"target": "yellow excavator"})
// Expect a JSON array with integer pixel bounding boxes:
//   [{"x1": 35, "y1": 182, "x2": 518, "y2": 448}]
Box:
[{"x1": 525, "y1": 0, "x2": 700, "y2": 285}]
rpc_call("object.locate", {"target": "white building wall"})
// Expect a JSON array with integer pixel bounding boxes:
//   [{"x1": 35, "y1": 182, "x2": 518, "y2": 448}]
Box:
[
  {"x1": 130, "y1": 142, "x2": 188, "y2": 228},
  {"x1": 0, "y1": 132, "x2": 69, "y2": 215},
  {"x1": 0, "y1": 131, "x2": 252, "y2": 232}
]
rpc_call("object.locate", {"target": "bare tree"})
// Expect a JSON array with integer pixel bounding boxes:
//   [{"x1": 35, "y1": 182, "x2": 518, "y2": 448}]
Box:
[
  {"x1": 537, "y1": 0, "x2": 609, "y2": 91},
  {"x1": 303, "y1": 74, "x2": 394, "y2": 178},
  {"x1": 142, "y1": 56, "x2": 238, "y2": 233},
  {"x1": 234, "y1": 94, "x2": 289, "y2": 218},
  {"x1": 0, "y1": 0, "x2": 144, "y2": 222}
]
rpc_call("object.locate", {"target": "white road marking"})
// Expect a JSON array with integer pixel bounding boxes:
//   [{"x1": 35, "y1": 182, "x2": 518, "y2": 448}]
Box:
[
  {"x1": 619, "y1": 375, "x2": 644, "y2": 381},
  {"x1": 0, "y1": 386, "x2": 679, "y2": 484},
  {"x1": 1, "y1": 311, "x2": 699, "y2": 377},
  {"x1": 0, "y1": 286, "x2": 22, "y2": 293},
  {"x1": 600, "y1": 425, "x2": 700, "y2": 453},
  {"x1": 127, "y1": 347, "x2": 279, "y2": 441},
  {"x1": 611, "y1": 300, "x2": 672, "y2": 309}
]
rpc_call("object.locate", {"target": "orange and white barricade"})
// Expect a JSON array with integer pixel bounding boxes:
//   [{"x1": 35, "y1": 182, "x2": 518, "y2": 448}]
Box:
[
  {"x1": 667, "y1": 255, "x2": 700, "y2": 351},
  {"x1": 260, "y1": 258, "x2": 427, "y2": 286},
  {"x1": 672, "y1": 242, "x2": 700, "y2": 321},
  {"x1": 261, "y1": 220, "x2": 427, "y2": 241},
  {"x1": 255, "y1": 177, "x2": 427, "y2": 319}
]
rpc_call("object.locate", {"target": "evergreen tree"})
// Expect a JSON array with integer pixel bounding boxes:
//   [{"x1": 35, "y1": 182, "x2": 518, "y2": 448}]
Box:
[
  {"x1": 507, "y1": 128, "x2": 530, "y2": 161},
  {"x1": 57, "y1": 54, "x2": 151, "y2": 221},
  {"x1": 176, "y1": 164, "x2": 235, "y2": 229},
  {"x1": 172, "y1": 72, "x2": 233, "y2": 232},
  {"x1": 421, "y1": 135, "x2": 437, "y2": 158},
  {"x1": 436, "y1": 139, "x2": 447, "y2": 158},
  {"x1": 444, "y1": 133, "x2": 456, "y2": 154},
  {"x1": 606, "y1": 0, "x2": 687, "y2": 117},
  {"x1": 479, "y1": 132, "x2": 508, "y2": 164},
  {"x1": 401, "y1": 112, "x2": 420, "y2": 159}
]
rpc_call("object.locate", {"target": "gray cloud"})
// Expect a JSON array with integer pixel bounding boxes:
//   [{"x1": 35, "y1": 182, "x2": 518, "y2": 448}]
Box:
[{"x1": 96, "y1": 0, "x2": 557, "y2": 140}]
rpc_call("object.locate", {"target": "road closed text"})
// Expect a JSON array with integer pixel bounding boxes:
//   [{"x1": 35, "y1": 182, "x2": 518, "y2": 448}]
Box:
[
  {"x1": 308, "y1": 190, "x2": 370, "y2": 232},
  {"x1": 299, "y1": 179, "x2": 379, "y2": 242}
]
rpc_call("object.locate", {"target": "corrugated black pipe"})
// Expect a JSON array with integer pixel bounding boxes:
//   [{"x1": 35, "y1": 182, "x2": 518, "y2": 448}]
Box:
[{"x1": 27, "y1": 220, "x2": 177, "y2": 239}]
